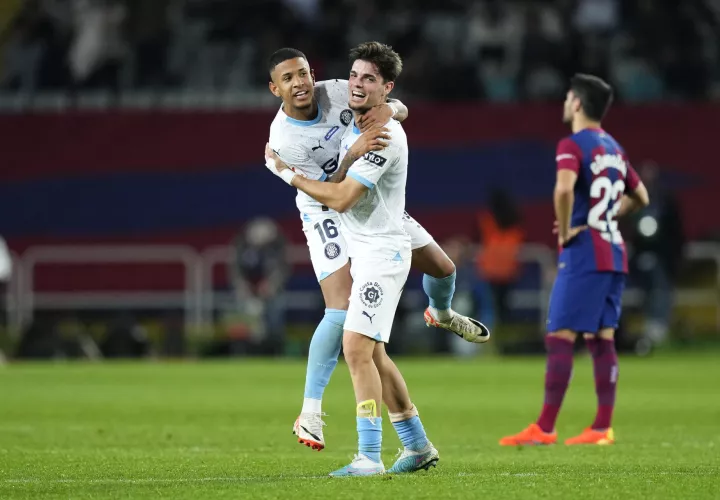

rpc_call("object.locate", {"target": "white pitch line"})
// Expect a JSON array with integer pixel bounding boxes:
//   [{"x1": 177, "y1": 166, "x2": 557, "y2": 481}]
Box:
[
  {"x1": 2, "y1": 476, "x2": 325, "y2": 485},
  {"x1": 2, "y1": 471, "x2": 718, "y2": 486}
]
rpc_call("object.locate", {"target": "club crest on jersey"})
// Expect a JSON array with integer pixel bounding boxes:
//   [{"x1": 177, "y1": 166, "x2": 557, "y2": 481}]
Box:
[
  {"x1": 324, "y1": 242, "x2": 341, "y2": 260},
  {"x1": 363, "y1": 151, "x2": 387, "y2": 168},
  {"x1": 359, "y1": 281, "x2": 384, "y2": 309},
  {"x1": 340, "y1": 109, "x2": 352, "y2": 126}
]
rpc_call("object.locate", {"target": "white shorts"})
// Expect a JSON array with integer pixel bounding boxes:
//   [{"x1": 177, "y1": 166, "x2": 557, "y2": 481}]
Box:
[
  {"x1": 302, "y1": 211, "x2": 433, "y2": 282},
  {"x1": 403, "y1": 211, "x2": 434, "y2": 250},
  {"x1": 344, "y1": 255, "x2": 411, "y2": 343},
  {"x1": 302, "y1": 213, "x2": 349, "y2": 281}
]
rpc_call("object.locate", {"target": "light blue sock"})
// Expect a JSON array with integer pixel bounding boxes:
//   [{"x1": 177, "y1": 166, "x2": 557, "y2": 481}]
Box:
[
  {"x1": 303, "y1": 309, "x2": 345, "y2": 400},
  {"x1": 422, "y1": 271, "x2": 456, "y2": 310},
  {"x1": 357, "y1": 417, "x2": 382, "y2": 462},
  {"x1": 392, "y1": 416, "x2": 429, "y2": 451}
]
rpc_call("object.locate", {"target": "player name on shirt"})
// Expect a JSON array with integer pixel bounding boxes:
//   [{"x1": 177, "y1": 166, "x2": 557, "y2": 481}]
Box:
[{"x1": 589, "y1": 153, "x2": 627, "y2": 176}]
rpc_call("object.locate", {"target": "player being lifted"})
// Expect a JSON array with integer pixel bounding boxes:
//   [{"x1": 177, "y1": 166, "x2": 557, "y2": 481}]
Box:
[
  {"x1": 500, "y1": 74, "x2": 649, "y2": 446},
  {"x1": 265, "y1": 48, "x2": 490, "y2": 452},
  {"x1": 269, "y1": 41, "x2": 438, "y2": 476}
]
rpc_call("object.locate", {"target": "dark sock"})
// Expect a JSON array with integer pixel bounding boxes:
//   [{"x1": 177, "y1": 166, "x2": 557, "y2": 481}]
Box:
[
  {"x1": 586, "y1": 337, "x2": 618, "y2": 430},
  {"x1": 536, "y1": 336, "x2": 574, "y2": 433}
]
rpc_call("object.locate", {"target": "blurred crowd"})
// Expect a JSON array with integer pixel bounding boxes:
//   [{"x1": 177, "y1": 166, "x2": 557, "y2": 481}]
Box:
[
  {"x1": 221, "y1": 175, "x2": 685, "y2": 357},
  {"x1": 1, "y1": 0, "x2": 719, "y2": 102}
]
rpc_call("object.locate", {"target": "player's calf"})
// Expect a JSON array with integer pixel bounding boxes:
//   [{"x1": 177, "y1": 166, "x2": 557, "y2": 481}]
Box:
[
  {"x1": 329, "y1": 398, "x2": 385, "y2": 477},
  {"x1": 386, "y1": 405, "x2": 439, "y2": 473}
]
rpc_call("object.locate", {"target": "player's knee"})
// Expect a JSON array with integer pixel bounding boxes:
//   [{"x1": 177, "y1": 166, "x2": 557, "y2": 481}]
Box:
[
  {"x1": 324, "y1": 297, "x2": 349, "y2": 311},
  {"x1": 372, "y1": 345, "x2": 391, "y2": 370},
  {"x1": 412, "y1": 242, "x2": 456, "y2": 278},
  {"x1": 597, "y1": 328, "x2": 615, "y2": 341},
  {"x1": 342, "y1": 331, "x2": 375, "y2": 367},
  {"x1": 436, "y1": 257, "x2": 456, "y2": 278},
  {"x1": 319, "y1": 268, "x2": 351, "y2": 310},
  {"x1": 548, "y1": 330, "x2": 577, "y2": 342}
]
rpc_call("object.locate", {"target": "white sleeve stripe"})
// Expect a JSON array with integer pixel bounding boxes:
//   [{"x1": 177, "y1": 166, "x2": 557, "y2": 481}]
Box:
[{"x1": 556, "y1": 154, "x2": 577, "y2": 161}]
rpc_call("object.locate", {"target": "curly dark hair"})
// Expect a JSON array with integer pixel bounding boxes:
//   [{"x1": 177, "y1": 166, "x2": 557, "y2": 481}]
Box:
[{"x1": 348, "y1": 42, "x2": 403, "y2": 82}]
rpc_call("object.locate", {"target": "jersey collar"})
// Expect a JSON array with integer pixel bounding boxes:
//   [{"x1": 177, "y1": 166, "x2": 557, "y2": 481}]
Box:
[{"x1": 284, "y1": 104, "x2": 323, "y2": 127}]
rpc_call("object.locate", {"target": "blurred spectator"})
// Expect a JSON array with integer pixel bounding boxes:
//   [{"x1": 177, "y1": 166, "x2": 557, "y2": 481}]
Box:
[
  {"x1": 125, "y1": 0, "x2": 170, "y2": 88},
  {"x1": 68, "y1": 0, "x2": 128, "y2": 92},
  {"x1": 1, "y1": 0, "x2": 718, "y2": 101},
  {"x1": 282, "y1": 0, "x2": 320, "y2": 23},
  {"x1": 520, "y1": 3, "x2": 565, "y2": 100},
  {"x1": 573, "y1": 0, "x2": 619, "y2": 35},
  {"x1": 229, "y1": 217, "x2": 289, "y2": 356},
  {"x1": 466, "y1": 1, "x2": 523, "y2": 101},
  {"x1": 0, "y1": 236, "x2": 10, "y2": 284},
  {"x1": 627, "y1": 162, "x2": 685, "y2": 352},
  {"x1": 475, "y1": 189, "x2": 524, "y2": 326},
  {"x1": 0, "y1": 235, "x2": 11, "y2": 333},
  {"x1": 1, "y1": 4, "x2": 44, "y2": 92}
]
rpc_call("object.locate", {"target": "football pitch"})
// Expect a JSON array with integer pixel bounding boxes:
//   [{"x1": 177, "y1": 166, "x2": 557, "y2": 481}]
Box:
[{"x1": 1, "y1": 353, "x2": 718, "y2": 499}]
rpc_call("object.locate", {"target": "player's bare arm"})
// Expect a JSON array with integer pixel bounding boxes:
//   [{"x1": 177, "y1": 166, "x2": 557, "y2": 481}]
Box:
[
  {"x1": 357, "y1": 99, "x2": 407, "y2": 131},
  {"x1": 291, "y1": 170, "x2": 368, "y2": 213},
  {"x1": 329, "y1": 125, "x2": 390, "y2": 184},
  {"x1": 616, "y1": 181, "x2": 650, "y2": 218},
  {"x1": 554, "y1": 169, "x2": 587, "y2": 246},
  {"x1": 267, "y1": 146, "x2": 368, "y2": 212}
]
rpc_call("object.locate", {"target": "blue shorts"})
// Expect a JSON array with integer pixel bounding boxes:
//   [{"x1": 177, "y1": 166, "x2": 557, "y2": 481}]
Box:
[{"x1": 546, "y1": 270, "x2": 626, "y2": 334}]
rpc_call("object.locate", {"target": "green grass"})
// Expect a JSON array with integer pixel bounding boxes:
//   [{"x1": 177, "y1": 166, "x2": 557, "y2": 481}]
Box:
[{"x1": 1, "y1": 354, "x2": 719, "y2": 499}]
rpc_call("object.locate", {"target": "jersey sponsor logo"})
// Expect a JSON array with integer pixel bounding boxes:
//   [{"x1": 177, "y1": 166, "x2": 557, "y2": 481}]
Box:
[
  {"x1": 325, "y1": 126, "x2": 340, "y2": 141},
  {"x1": 363, "y1": 151, "x2": 387, "y2": 168},
  {"x1": 324, "y1": 242, "x2": 341, "y2": 259},
  {"x1": 359, "y1": 281, "x2": 384, "y2": 309},
  {"x1": 311, "y1": 140, "x2": 325, "y2": 151},
  {"x1": 340, "y1": 109, "x2": 353, "y2": 126}
]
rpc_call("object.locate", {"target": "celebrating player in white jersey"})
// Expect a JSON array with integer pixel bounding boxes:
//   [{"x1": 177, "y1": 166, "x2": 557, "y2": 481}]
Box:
[
  {"x1": 270, "y1": 41, "x2": 440, "y2": 477},
  {"x1": 265, "y1": 47, "x2": 490, "y2": 454}
]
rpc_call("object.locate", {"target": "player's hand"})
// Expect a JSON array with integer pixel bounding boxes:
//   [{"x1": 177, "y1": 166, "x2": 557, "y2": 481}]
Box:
[
  {"x1": 264, "y1": 142, "x2": 291, "y2": 177},
  {"x1": 349, "y1": 125, "x2": 391, "y2": 159},
  {"x1": 357, "y1": 103, "x2": 394, "y2": 131},
  {"x1": 555, "y1": 222, "x2": 588, "y2": 247}
]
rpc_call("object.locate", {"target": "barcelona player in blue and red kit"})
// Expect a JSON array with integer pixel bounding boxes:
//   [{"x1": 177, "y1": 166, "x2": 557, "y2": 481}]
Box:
[{"x1": 500, "y1": 74, "x2": 649, "y2": 446}]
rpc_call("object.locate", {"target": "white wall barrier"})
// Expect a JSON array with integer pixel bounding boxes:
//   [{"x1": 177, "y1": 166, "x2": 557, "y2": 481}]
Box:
[
  {"x1": 14, "y1": 246, "x2": 201, "y2": 337},
  {"x1": 6, "y1": 243, "x2": 719, "y2": 337}
]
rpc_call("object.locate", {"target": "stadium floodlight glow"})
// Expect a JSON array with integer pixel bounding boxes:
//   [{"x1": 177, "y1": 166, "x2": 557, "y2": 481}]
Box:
[{"x1": 638, "y1": 215, "x2": 658, "y2": 237}]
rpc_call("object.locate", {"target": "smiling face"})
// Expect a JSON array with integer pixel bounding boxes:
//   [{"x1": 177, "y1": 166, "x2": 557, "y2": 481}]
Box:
[
  {"x1": 348, "y1": 59, "x2": 394, "y2": 113},
  {"x1": 269, "y1": 57, "x2": 315, "y2": 112}
]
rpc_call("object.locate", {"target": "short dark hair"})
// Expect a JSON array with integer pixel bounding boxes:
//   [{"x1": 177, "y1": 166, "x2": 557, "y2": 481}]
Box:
[
  {"x1": 570, "y1": 73, "x2": 614, "y2": 122},
  {"x1": 268, "y1": 48, "x2": 307, "y2": 75},
  {"x1": 348, "y1": 42, "x2": 403, "y2": 83}
]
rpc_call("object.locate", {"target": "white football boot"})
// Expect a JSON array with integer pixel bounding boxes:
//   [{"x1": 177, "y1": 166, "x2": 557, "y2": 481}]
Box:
[
  {"x1": 424, "y1": 308, "x2": 491, "y2": 343},
  {"x1": 292, "y1": 412, "x2": 326, "y2": 451}
]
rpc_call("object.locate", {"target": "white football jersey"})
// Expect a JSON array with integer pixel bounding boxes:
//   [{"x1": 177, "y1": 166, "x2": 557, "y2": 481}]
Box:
[
  {"x1": 338, "y1": 119, "x2": 411, "y2": 260},
  {"x1": 268, "y1": 79, "x2": 354, "y2": 216}
]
